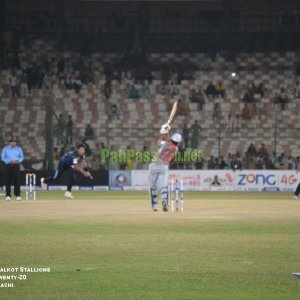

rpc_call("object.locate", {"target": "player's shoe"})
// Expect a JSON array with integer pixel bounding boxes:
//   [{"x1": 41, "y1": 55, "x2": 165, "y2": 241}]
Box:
[
  {"x1": 294, "y1": 195, "x2": 298, "y2": 200},
  {"x1": 64, "y1": 191, "x2": 74, "y2": 199},
  {"x1": 292, "y1": 272, "x2": 300, "y2": 279},
  {"x1": 162, "y1": 200, "x2": 168, "y2": 212},
  {"x1": 5, "y1": 196, "x2": 11, "y2": 201},
  {"x1": 153, "y1": 208, "x2": 158, "y2": 212},
  {"x1": 16, "y1": 197, "x2": 21, "y2": 201},
  {"x1": 41, "y1": 178, "x2": 47, "y2": 190}
]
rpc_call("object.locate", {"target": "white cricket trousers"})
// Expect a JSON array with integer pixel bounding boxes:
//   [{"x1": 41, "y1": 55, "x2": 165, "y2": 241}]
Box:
[{"x1": 148, "y1": 163, "x2": 169, "y2": 210}]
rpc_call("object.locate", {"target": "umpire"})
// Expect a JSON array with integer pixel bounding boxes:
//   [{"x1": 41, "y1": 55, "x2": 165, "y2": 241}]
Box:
[{"x1": 1, "y1": 136, "x2": 24, "y2": 201}]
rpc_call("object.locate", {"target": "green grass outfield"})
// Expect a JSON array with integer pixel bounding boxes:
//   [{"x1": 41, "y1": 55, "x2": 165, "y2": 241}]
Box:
[{"x1": 0, "y1": 191, "x2": 300, "y2": 299}]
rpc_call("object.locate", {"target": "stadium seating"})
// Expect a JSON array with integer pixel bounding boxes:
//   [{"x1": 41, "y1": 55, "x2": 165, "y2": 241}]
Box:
[{"x1": 1, "y1": 38, "x2": 300, "y2": 164}]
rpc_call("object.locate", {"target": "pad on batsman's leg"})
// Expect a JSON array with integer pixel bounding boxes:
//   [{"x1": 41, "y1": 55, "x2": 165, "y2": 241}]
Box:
[
  {"x1": 150, "y1": 188, "x2": 158, "y2": 211},
  {"x1": 161, "y1": 186, "x2": 169, "y2": 212}
]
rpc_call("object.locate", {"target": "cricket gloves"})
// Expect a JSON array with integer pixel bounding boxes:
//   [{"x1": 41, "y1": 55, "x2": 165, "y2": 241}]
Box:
[
  {"x1": 160, "y1": 128, "x2": 168, "y2": 134},
  {"x1": 160, "y1": 123, "x2": 171, "y2": 135}
]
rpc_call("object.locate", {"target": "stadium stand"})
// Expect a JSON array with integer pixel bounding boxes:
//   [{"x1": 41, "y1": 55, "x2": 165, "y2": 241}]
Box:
[
  {"x1": 1, "y1": 35, "x2": 300, "y2": 170},
  {"x1": 2, "y1": 0, "x2": 300, "y2": 171}
]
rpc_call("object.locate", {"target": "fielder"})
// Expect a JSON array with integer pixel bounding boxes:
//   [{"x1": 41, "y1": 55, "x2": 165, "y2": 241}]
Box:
[
  {"x1": 41, "y1": 143, "x2": 92, "y2": 198},
  {"x1": 149, "y1": 123, "x2": 182, "y2": 212}
]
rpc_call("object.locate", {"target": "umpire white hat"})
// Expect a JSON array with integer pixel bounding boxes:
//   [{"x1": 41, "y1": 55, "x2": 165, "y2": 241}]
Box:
[{"x1": 171, "y1": 133, "x2": 182, "y2": 144}]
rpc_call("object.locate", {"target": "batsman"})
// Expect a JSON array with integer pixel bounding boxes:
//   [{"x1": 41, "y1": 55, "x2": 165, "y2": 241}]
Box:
[{"x1": 149, "y1": 101, "x2": 182, "y2": 212}]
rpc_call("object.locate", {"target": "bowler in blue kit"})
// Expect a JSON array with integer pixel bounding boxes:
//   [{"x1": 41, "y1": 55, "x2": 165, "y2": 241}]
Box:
[{"x1": 41, "y1": 144, "x2": 92, "y2": 199}]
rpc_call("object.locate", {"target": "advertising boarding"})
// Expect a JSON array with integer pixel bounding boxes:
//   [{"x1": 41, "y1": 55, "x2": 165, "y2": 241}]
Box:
[{"x1": 131, "y1": 170, "x2": 299, "y2": 192}]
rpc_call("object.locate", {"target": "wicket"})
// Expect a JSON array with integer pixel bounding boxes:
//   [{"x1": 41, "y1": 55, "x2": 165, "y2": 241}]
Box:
[
  {"x1": 170, "y1": 178, "x2": 184, "y2": 212},
  {"x1": 26, "y1": 173, "x2": 36, "y2": 200}
]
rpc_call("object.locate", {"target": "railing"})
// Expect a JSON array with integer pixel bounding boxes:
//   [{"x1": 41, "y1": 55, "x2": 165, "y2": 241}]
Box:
[{"x1": 53, "y1": 123, "x2": 300, "y2": 171}]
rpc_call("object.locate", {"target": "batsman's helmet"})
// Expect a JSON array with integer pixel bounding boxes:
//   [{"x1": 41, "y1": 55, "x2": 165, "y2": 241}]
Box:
[{"x1": 171, "y1": 133, "x2": 182, "y2": 144}]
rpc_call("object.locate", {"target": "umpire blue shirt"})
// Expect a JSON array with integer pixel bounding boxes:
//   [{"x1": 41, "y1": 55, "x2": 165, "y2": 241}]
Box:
[{"x1": 1, "y1": 145, "x2": 24, "y2": 165}]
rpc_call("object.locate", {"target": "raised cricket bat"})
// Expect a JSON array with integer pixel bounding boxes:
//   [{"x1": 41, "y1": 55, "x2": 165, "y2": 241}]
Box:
[{"x1": 167, "y1": 101, "x2": 178, "y2": 125}]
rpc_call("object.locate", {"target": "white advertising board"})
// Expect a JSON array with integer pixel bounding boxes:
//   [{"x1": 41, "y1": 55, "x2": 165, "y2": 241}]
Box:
[{"x1": 132, "y1": 170, "x2": 299, "y2": 192}]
